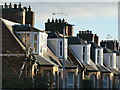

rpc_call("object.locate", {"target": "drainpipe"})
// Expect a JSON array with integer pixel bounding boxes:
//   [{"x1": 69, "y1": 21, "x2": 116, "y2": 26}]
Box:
[{"x1": 63, "y1": 26, "x2": 65, "y2": 88}]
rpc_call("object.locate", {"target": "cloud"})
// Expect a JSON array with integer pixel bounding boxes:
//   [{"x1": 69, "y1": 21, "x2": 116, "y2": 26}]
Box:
[
  {"x1": 0, "y1": 0, "x2": 120, "y2": 2},
  {"x1": 23, "y1": 2, "x2": 117, "y2": 21},
  {"x1": 23, "y1": 2, "x2": 117, "y2": 30}
]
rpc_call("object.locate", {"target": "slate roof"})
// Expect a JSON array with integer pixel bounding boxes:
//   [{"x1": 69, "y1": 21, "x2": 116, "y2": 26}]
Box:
[
  {"x1": 104, "y1": 62, "x2": 120, "y2": 75},
  {"x1": 35, "y1": 47, "x2": 60, "y2": 67},
  {"x1": 110, "y1": 67, "x2": 120, "y2": 75},
  {"x1": 47, "y1": 47, "x2": 62, "y2": 67},
  {"x1": 112, "y1": 50, "x2": 120, "y2": 55},
  {"x1": 59, "y1": 59, "x2": 77, "y2": 69},
  {"x1": 87, "y1": 41, "x2": 101, "y2": 48},
  {"x1": 103, "y1": 47, "x2": 113, "y2": 53},
  {"x1": 97, "y1": 65, "x2": 111, "y2": 73},
  {"x1": 68, "y1": 47, "x2": 83, "y2": 68},
  {"x1": 83, "y1": 59, "x2": 99, "y2": 72},
  {"x1": 48, "y1": 32, "x2": 61, "y2": 38},
  {"x1": 12, "y1": 25, "x2": 44, "y2": 32},
  {"x1": 67, "y1": 36, "x2": 87, "y2": 45},
  {"x1": 35, "y1": 55, "x2": 54, "y2": 66}
]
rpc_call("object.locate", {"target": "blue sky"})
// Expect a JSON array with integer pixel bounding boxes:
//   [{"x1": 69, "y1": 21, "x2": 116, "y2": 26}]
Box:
[{"x1": 1, "y1": 2, "x2": 118, "y2": 41}]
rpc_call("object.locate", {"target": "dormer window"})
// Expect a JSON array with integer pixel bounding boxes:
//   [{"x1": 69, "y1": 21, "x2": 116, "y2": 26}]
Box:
[
  {"x1": 34, "y1": 34, "x2": 37, "y2": 41},
  {"x1": 60, "y1": 41, "x2": 63, "y2": 56},
  {"x1": 97, "y1": 50, "x2": 100, "y2": 64},
  {"x1": 34, "y1": 43, "x2": 37, "y2": 52},
  {"x1": 17, "y1": 33, "x2": 30, "y2": 46},
  {"x1": 83, "y1": 46, "x2": 86, "y2": 62},
  {"x1": 33, "y1": 34, "x2": 38, "y2": 53},
  {"x1": 110, "y1": 55, "x2": 112, "y2": 67}
]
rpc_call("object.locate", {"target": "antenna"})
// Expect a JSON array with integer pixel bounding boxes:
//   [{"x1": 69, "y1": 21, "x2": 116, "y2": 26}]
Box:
[
  {"x1": 52, "y1": 12, "x2": 67, "y2": 22},
  {"x1": 107, "y1": 34, "x2": 112, "y2": 40}
]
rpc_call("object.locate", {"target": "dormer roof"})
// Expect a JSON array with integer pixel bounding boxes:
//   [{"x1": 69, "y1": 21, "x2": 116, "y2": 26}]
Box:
[
  {"x1": 87, "y1": 41, "x2": 101, "y2": 48},
  {"x1": 12, "y1": 25, "x2": 44, "y2": 32},
  {"x1": 67, "y1": 36, "x2": 87, "y2": 45},
  {"x1": 103, "y1": 47, "x2": 113, "y2": 53}
]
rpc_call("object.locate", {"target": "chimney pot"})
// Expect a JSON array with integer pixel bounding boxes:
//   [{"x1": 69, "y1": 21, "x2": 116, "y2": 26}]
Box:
[
  {"x1": 14, "y1": 4, "x2": 17, "y2": 8},
  {"x1": 59, "y1": 19, "x2": 61, "y2": 23},
  {"x1": 52, "y1": 18, "x2": 54, "y2": 23},
  {"x1": 9, "y1": 3, "x2": 12, "y2": 8},
  {"x1": 23, "y1": 7, "x2": 27, "y2": 11},
  {"x1": 4, "y1": 3, "x2": 8, "y2": 8},
  {"x1": 47, "y1": 19, "x2": 50, "y2": 23},
  {"x1": 28, "y1": 6, "x2": 31, "y2": 11},
  {"x1": 55, "y1": 18, "x2": 58, "y2": 23},
  {"x1": 18, "y1": 2, "x2": 22, "y2": 8}
]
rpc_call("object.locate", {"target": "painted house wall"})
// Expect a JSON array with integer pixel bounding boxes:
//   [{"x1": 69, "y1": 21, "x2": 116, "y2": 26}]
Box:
[
  {"x1": 69, "y1": 44, "x2": 91, "y2": 63},
  {"x1": 112, "y1": 53, "x2": 116, "y2": 68},
  {"x1": 95, "y1": 48, "x2": 103, "y2": 66},
  {"x1": 116, "y1": 56, "x2": 120, "y2": 69},
  {"x1": 103, "y1": 53, "x2": 116, "y2": 68},
  {"x1": 47, "y1": 38, "x2": 68, "y2": 59}
]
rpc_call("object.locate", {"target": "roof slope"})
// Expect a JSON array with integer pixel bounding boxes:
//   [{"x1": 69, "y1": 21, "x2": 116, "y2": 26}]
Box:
[
  {"x1": 83, "y1": 59, "x2": 99, "y2": 72},
  {"x1": 87, "y1": 41, "x2": 101, "y2": 48},
  {"x1": 35, "y1": 47, "x2": 61, "y2": 67},
  {"x1": 59, "y1": 59, "x2": 77, "y2": 69},
  {"x1": 1, "y1": 18, "x2": 26, "y2": 53},
  {"x1": 103, "y1": 47, "x2": 112, "y2": 53},
  {"x1": 68, "y1": 46, "x2": 83, "y2": 68},
  {"x1": 97, "y1": 65, "x2": 111, "y2": 73}
]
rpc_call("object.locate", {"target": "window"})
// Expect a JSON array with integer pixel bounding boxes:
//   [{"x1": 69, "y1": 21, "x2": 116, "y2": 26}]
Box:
[
  {"x1": 110, "y1": 55, "x2": 112, "y2": 67},
  {"x1": 43, "y1": 70, "x2": 51, "y2": 86},
  {"x1": 17, "y1": 34, "x2": 21, "y2": 39},
  {"x1": 34, "y1": 43, "x2": 37, "y2": 52},
  {"x1": 33, "y1": 34, "x2": 38, "y2": 53},
  {"x1": 60, "y1": 41, "x2": 63, "y2": 56},
  {"x1": 97, "y1": 50, "x2": 100, "y2": 64},
  {"x1": 34, "y1": 34, "x2": 37, "y2": 41},
  {"x1": 40, "y1": 45, "x2": 42, "y2": 53},
  {"x1": 26, "y1": 34, "x2": 30, "y2": 46},
  {"x1": 77, "y1": 73, "x2": 80, "y2": 88},
  {"x1": 83, "y1": 46, "x2": 86, "y2": 61},
  {"x1": 17, "y1": 33, "x2": 30, "y2": 46},
  {"x1": 67, "y1": 72, "x2": 74, "y2": 88},
  {"x1": 103, "y1": 76, "x2": 108, "y2": 88},
  {"x1": 91, "y1": 75, "x2": 96, "y2": 88}
]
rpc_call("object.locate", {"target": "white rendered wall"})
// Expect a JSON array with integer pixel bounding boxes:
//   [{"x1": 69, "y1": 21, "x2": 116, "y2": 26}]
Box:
[
  {"x1": 48, "y1": 38, "x2": 68, "y2": 60},
  {"x1": 69, "y1": 44, "x2": 91, "y2": 63},
  {"x1": 103, "y1": 53, "x2": 117, "y2": 68},
  {"x1": 116, "y1": 56, "x2": 120, "y2": 69},
  {"x1": 95, "y1": 48, "x2": 103, "y2": 66}
]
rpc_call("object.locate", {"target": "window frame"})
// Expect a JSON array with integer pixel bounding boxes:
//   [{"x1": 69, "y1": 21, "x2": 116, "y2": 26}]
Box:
[
  {"x1": 110, "y1": 55, "x2": 113, "y2": 67},
  {"x1": 67, "y1": 72, "x2": 74, "y2": 88},
  {"x1": 59, "y1": 41, "x2": 63, "y2": 57},
  {"x1": 103, "y1": 76, "x2": 109, "y2": 88},
  {"x1": 83, "y1": 46, "x2": 86, "y2": 62}
]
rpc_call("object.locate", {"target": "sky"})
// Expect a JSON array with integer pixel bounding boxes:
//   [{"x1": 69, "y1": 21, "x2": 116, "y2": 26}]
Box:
[{"x1": 0, "y1": 1, "x2": 119, "y2": 41}]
